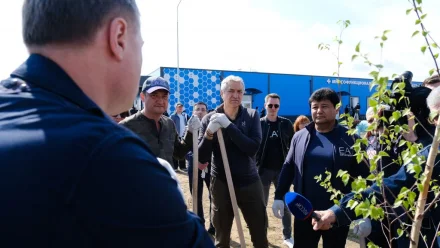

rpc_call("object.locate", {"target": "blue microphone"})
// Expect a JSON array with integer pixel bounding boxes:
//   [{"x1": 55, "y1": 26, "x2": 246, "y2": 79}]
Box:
[{"x1": 284, "y1": 192, "x2": 321, "y2": 221}]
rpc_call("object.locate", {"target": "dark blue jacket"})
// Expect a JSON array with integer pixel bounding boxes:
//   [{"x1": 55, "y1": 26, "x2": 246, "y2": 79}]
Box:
[
  {"x1": 198, "y1": 104, "x2": 262, "y2": 187},
  {"x1": 0, "y1": 54, "x2": 213, "y2": 248},
  {"x1": 331, "y1": 144, "x2": 440, "y2": 247},
  {"x1": 275, "y1": 122, "x2": 370, "y2": 200}
]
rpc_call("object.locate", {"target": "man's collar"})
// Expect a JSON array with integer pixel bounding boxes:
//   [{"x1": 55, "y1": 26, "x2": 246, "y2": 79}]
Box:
[{"x1": 11, "y1": 54, "x2": 101, "y2": 112}]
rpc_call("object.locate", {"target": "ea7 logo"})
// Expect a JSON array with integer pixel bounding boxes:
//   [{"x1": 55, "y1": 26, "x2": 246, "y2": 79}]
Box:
[{"x1": 339, "y1": 147, "x2": 352, "y2": 157}]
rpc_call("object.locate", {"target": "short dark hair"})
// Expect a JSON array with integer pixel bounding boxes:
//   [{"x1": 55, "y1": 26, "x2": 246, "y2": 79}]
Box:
[
  {"x1": 309, "y1": 88, "x2": 339, "y2": 107},
  {"x1": 265, "y1": 93, "x2": 281, "y2": 103},
  {"x1": 22, "y1": 0, "x2": 140, "y2": 46},
  {"x1": 194, "y1": 102, "x2": 208, "y2": 109}
]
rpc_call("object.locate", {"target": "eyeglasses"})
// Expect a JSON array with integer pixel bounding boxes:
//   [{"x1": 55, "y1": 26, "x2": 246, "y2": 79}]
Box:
[{"x1": 267, "y1": 104, "x2": 280, "y2": 109}]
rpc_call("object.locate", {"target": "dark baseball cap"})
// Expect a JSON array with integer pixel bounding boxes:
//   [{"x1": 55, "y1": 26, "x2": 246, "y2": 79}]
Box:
[{"x1": 142, "y1": 76, "x2": 170, "y2": 93}]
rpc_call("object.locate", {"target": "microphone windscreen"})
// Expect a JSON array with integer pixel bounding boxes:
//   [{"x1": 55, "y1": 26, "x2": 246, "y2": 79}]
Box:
[{"x1": 284, "y1": 192, "x2": 314, "y2": 221}]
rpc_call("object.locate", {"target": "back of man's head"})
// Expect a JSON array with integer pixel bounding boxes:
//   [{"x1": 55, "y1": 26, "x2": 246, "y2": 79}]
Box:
[{"x1": 22, "y1": 0, "x2": 140, "y2": 47}]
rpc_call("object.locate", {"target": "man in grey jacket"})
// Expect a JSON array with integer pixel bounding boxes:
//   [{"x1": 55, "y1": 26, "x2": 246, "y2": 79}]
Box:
[{"x1": 120, "y1": 77, "x2": 199, "y2": 166}]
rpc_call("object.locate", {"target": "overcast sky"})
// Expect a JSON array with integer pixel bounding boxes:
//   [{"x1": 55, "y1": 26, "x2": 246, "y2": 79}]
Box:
[{"x1": 1, "y1": 0, "x2": 439, "y2": 81}]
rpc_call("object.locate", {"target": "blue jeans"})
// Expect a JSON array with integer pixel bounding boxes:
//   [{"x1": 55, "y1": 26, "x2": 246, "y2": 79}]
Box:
[{"x1": 259, "y1": 168, "x2": 292, "y2": 240}]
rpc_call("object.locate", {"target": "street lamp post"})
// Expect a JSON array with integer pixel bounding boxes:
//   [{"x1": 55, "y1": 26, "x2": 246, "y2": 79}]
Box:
[{"x1": 176, "y1": 0, "x2": 183, "y2": 103}]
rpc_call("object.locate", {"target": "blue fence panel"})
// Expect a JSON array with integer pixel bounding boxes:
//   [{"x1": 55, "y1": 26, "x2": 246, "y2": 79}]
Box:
[
  {"x1": 269, "y1": 74, "x2": 311, "y2": 116},
  {"x1": 162, "y1": 67, "x2": 221, "y2": 115}
]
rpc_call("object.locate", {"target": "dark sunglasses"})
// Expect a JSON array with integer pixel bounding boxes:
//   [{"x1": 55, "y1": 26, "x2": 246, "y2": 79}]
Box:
[{"x1": 267, "y1": 104, "x2": 280, "y2": 109}]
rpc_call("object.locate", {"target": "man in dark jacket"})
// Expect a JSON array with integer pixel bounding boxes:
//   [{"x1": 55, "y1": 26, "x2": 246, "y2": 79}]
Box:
[
  {"x1": 256, "y1": 93, "x2": 294, "y2": 247},
  {"x1": 198, "y1": 75, "x2": 268, "y2": 248},
  {"x1": 0, "y1": 0, "x2": 213, "y2": 247},
  {"x1": 273, "y1": 88, "x2": 369, "y2": 248},
  {"x1": 312, "y1": 86, "x2": 440, "y2": 247}
]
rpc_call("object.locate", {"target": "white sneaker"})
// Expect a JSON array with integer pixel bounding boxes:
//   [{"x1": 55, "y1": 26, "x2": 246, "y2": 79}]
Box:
[{"x1": 283, "y1": 238, "x2": 294, "y2": 248}]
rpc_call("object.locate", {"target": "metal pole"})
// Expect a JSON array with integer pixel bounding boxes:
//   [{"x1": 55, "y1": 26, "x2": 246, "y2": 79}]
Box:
[{"x1": 176, "y1": 0, "x2": 183, "y2": 103}]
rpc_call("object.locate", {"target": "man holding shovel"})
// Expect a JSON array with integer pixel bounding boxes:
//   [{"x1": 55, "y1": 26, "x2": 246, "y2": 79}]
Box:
[{"x1": 198, "y1": 75, "x2": 268, "y2": 248}]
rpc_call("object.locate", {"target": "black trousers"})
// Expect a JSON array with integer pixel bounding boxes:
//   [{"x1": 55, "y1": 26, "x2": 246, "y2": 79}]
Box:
[
  {"x1": 173, "y1": 158, "x2": 186, "y2": 170},
  {"x1": 187, "y1": 162, "x2": 212, "y2": 227},
  {"x1": 293, "y1": 218, "x2": 349, "y2": 248},
  {"x1": 210, "y1": 177, "x2": 268, "y2": 248}
]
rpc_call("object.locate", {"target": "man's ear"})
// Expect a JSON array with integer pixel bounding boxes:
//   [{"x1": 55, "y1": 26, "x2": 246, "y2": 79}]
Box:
[
  {"x1": 108, "y1": 17, "x2": 128, "y2": 61},
  {"x1": 140, "y1": 92, "x2": 146, "y2": 102}
]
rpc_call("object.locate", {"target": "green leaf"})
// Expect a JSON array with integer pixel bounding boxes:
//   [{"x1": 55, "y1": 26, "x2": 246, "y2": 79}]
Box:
[
  {"x1": 422, "y1": 31, "x2": 429, "y2": 37},
  {"x1": 378, "y1": 151, "x2": 390, "y2": 157},
  {"x1": 369, "y1": 98, "x2": 377, "y2": 107},
  {"x1": 408, "y1": 191, "x2": 417, "y2": 205},
  {"x1": 342, "y1": 174, "x2": 350, "y2": 186},
  {"x1": 369, "y1": 71, "x2": 379, "y2": 79},
  {"x1": 356, "y1": 153, "x2": 363, "y2": 164},
  {"x1": 418, "y1": 183, "x2": 424, "y2": 192},
  {"x1": 355, "y1": 42, "x2": 361, "y2": 52},
  {"x1": 397, "y1": 228, "x2": 404, "y2": 238},
  {"x1": 415, "y1": 19, "x2": 421, "y2": 25},
  {"x1": 421, "y1": 46, "x2": 427, "y2": 53},
  {"x1": 406, "y1": 8, "x2": 413, "y2": 15},
  {"x1": 383, "y1": 30, "x2": 391, "y2": 35},
  {"x1": 351, "y1": 54, "x2": 358, "y2": 61},
  {"x1": 429, "y1": 68, "x2": 435, "y2": 76},
  {"x1": 421, "y1": 14, "x2": 427, "y2": 19},
  {"x1": 435, "y1": 54, "x2": 439, "y2": 59},
  {"x1": 432, "y1": 43, "x2": 438, "y2": 48},
  {"x1": 381, "y1": 36, "x2": 387, "y2": 41},
  {"x1": 416, "y1": 0, "x2": 422, "y2": 5},
  {"x1": 412, "y1": 31, "x2": 420, "y2": 37},
  {"x1": 399, "y1": 139, "x2": 407, "y2": 147},
  {"x1": 392, "y1": 111, "x2": 402, "y2": 121},
  {"x1": 354, "y1": 200, "x2": 369, "y2": 217}
]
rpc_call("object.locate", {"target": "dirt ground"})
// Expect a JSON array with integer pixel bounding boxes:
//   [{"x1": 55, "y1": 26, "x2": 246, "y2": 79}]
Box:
[{"x1": 176, "y1": 171, "x2": 359, "y2": 248}]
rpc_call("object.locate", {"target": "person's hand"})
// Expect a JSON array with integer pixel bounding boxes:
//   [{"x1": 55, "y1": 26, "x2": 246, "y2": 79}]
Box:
[
  {"x1": 187, "y1": 115, "x2": 201, "y2": 133},
  {"x1": 198, "y1": 162, "x2": 209, "y2": 170},
  {"x1": 272, "y1": 200, "x2": 285, "y2": 219},
  {"x1": 311, "y1": 210, "x2": 337, "y2": 231},
  {"x1": 353, "y1": 218, "x2": 372, "y2": 237},
  {"x1": 210, "y1": 113, "x2": 231, "y2": 128},
  {"x1": 207, "y1": 121, "x2": 221, "y2": 134}
]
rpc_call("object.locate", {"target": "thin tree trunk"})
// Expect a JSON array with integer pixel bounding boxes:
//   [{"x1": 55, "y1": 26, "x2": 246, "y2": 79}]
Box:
[{"x1": 409, "y1": 124, "x2": 440, "y2": 248}]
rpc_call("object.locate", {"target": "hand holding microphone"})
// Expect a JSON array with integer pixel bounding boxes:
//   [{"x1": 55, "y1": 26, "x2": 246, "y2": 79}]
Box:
[
  {"x1": 284, "y1": 192, "x2": 321, "y2": 221},
  {"x1": 283, "y1": 192, "x2": 336, "y2": 231}
]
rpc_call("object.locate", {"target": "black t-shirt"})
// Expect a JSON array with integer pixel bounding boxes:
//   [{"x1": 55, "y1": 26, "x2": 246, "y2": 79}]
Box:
[{"x1": 263, "y1": 120, "x2": 284, "y2": 170}]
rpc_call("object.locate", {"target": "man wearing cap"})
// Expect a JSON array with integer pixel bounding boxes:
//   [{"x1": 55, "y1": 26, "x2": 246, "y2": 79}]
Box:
[
  {"x1": 120, "y1": 76, "x2": 200, "y2": 166},
  {"x1": 171, "y1": 102, "x2": 189, "y2": 171}
]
